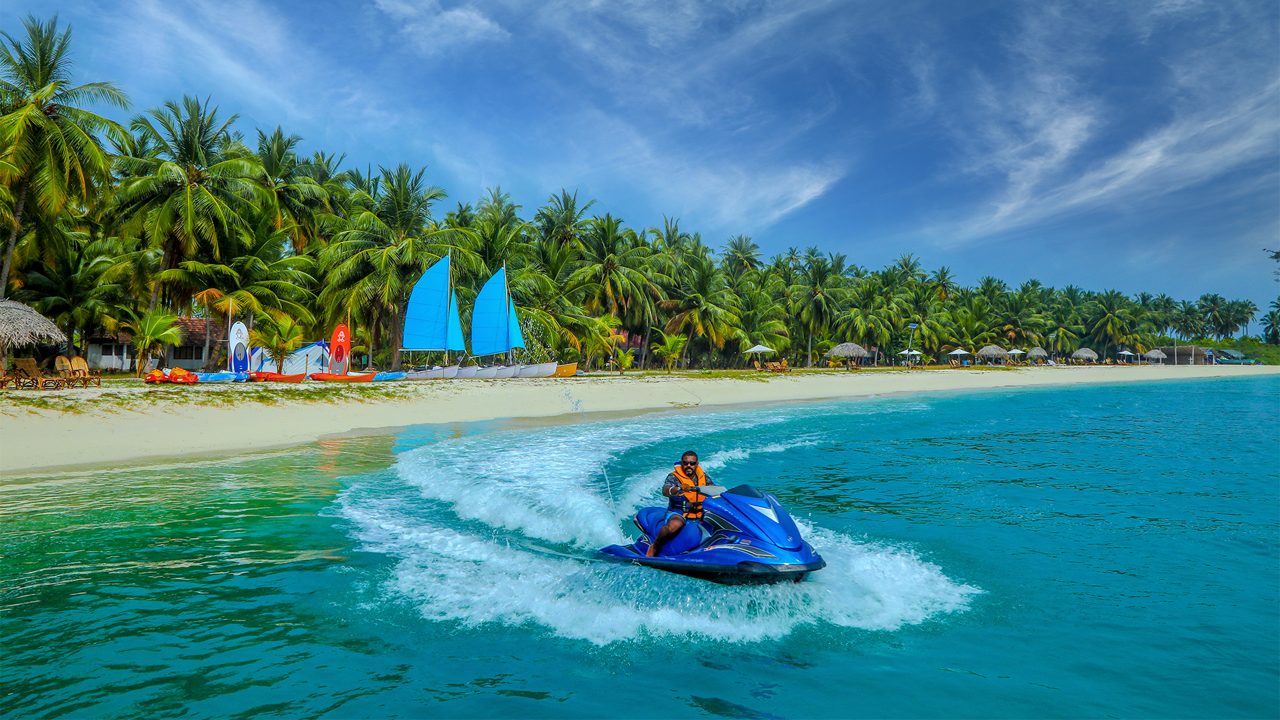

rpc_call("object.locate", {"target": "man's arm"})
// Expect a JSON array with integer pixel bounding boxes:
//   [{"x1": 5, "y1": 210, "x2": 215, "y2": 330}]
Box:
[{"x1": 662, "y1": 472, "x2": 681, "y2": 497}]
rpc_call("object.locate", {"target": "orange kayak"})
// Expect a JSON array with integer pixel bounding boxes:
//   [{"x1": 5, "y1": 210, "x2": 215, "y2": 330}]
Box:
[
  {"x1": 552, "y1": 362, "x2": 578, "y2": 378},
  {"x1": 250, "y1": 371, "x2": 306, "y2": 383},
  {"x1": 309, "y1": 372, "x2": 375, "y2": 383}
]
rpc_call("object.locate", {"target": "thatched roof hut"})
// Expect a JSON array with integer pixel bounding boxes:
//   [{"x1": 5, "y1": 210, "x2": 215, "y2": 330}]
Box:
[
  {"x1": 826, "y1": 342, "x2": 869, "y2": 358},
  {"x1": 1144, "y1": 349, "x2": 1167, "y2": 361},
  {"x1": 1027, "y1": 346, "x2": 1048, "y2": 358},
  {"x1": 1155, "y1": 345, "x2": 1206, "y2": 365},
  {"x1": 0, "y1": 300, "x2": 66, "y2": 363},
  {"x1": 976, "y1": 344, "x2": 1007, "y2": 358},
  {"x1": 1071, "y1": 347, "x2": 1099, "y2": 361}
]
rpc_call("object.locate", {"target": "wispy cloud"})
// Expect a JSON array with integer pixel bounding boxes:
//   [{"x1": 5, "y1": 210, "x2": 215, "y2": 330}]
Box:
[
  {"x1": 373, "y1": 0, "x2": 509, "y2": 56},
  {"x1": 931, "y1": 2, "x2": 1279, "y2": 245}
]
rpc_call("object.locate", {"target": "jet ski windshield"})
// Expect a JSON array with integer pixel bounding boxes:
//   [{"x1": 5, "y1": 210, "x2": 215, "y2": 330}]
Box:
[{"x1": 713, "y1": 487, "x2": 804, "y2": 552}]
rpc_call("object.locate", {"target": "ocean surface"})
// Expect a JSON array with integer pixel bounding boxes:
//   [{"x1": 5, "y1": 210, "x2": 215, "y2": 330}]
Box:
[{"x1": 2, "y1": 376, "x2": 1277, "y2": 718}]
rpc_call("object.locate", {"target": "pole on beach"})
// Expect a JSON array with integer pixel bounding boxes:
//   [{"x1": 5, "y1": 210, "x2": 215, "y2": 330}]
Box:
[{"x1": 908, "y1": 322, "x2": 918, "y2": 368}]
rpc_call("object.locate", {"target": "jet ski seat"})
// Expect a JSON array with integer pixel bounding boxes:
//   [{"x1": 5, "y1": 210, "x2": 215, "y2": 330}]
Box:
[{"x1": 635, "y1": 507, "x2": 705, "y2": 556}]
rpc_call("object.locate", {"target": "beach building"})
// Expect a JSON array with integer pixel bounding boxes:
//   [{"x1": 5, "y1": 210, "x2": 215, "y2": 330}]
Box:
[
  {"x1": 86, "y1": 316, "x2": 217, "y2": 371},
  {"x1": 1154, "y1": 345, "x2": 1207, "y2": 365}
]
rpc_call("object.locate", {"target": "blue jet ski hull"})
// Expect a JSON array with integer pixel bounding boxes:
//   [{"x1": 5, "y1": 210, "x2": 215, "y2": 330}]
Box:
[{"x1": 600, "y1": 485, "x2": 826, "y2": 585}]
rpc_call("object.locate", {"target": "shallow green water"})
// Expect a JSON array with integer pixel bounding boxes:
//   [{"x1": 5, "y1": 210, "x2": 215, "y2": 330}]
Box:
[{"x1": 2, "y1": 377, "x2": 1278, "y2": 718}]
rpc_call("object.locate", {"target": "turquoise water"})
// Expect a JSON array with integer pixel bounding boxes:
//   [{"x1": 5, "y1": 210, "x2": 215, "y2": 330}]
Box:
[{"x1": 2, "y1": 377, "x2": 1278, "y2": 718}]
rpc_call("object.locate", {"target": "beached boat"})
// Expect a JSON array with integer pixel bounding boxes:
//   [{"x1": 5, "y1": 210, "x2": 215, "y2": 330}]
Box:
[
  {"x1": 456, "y1": 366, "x2": 478, "y2": 379},
  {"x1": 474, "y1": 366, "x2": 498, "y2": 379},
  {"x1": 372, "y1": 371, "x2": 406, "y2": 382},
  {"x1": 517, "y1": 362, "x2": 558, "y2": 378},
  {"x1": 494, "y1": 365, "x2": 517, "y2": 378},
  {"x1": 406, "y1": 367, "x2": 444, "y2": 380},
  {"x1": 441, "y1": 365, "x2": 460, "y2": 379},
  {"x1": 195, "y1": 371, "x2": 248, "y2": 383},
  {"x1": 552, "y1": 363, "x2": 578, "y2": 378},
  {"x1": 248, "y1": 371, "x2": 306, "y2": 383},
  {"x1": 309, "y1": 372, "x2": 375, "y2": 383}
]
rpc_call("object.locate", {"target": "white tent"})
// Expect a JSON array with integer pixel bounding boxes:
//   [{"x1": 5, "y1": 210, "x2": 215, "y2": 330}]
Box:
[
  {"x1": 948, "y1": 348, "x2": 971, "y2": 355},
  {"x1": 744, "y1": 344, "x2": 775, "y2": 354},
  {"x1": 252, "y1": 341, "x2": 330, "y2": 374}
]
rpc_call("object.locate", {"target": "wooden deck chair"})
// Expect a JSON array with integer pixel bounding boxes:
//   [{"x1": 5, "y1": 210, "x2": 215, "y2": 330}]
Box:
[
  {"x1": 13, "y1": 357, "x2": 63, "y2": 390},
  {"x1": 55, "y1": 355, "x2": 87, "y2": 388},
  {"x1": 753, "y1": 359, "x2": 763, "y2": 372},
  {"x1": 70, "y1": 356, "x2": 101, "y2": 387},
  {"x1": 780, "y1": 359, "x2": 790, "y2": 372}
]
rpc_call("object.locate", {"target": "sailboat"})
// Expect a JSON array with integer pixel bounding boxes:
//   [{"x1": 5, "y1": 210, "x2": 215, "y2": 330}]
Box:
[
  {"x1": 401, "y1": 255, "x2": 465, "y2": 380},
  {"x1": 469, "y1": 266, "x2": 531, "y2": 377}
]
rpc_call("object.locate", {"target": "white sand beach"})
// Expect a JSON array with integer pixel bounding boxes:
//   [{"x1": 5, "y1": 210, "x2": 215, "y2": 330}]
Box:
[{"x1": 2, "y1": 365, "x2": 1277, "y2": 475}]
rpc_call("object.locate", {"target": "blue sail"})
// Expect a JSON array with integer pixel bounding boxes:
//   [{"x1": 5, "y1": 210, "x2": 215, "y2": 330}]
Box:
[
  {"x1": 507, "y1": 303, "x2": 525, "y2": 350},
  {"x1": 446, "y1": 289, "x2": 465, "y2": 352},
  {"x1": 470, "y1": 268, "x2": 510, "y2": 356},
  {"x1": 402, "y1": 256, "x2": 451, "y2": 350}
]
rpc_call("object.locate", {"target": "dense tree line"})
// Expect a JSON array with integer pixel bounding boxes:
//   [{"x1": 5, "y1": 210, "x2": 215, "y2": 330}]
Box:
[{"x1": 2, "y1": 16, "x2": 1277, "y2": 373}]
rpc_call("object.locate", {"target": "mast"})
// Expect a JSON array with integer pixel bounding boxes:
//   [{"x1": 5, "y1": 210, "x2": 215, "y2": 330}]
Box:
[{"x1": 227, "y1": 298, "x2": 234, "y2": 372}]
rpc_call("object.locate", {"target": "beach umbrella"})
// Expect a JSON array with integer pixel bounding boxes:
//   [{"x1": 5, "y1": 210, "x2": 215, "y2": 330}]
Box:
[
  {"x1": 1144, "y1": 349, "x2": 1167, "y2": 363},
  {"x1": 1027, "y1": 347, "x2": 1048, "y2": 358},
  {"x1": 1071, "y1": 347, "x2": 1098, "y2": 362},
  {"x1": 948, "y1": 348, "x2": 970, "y2": 355},
  {"x1": 1008, "y1": 349, "x2": 1026, "y2": 355},
  {"x1": 976, "y1": 345, "x2": 1008, "y2": 362},
  {"x1": 743, "y1": 344, "x2": 775, "y2": 354},
  {"x1": 826, "y1": 342, "x2": 869, "y2": 358},
  {"x1": 0, "y1": 299, "x2": 67, "y2": 365},
  {"x1": 1118, "y1": 350, "x2": 1134, "y2": 356}
]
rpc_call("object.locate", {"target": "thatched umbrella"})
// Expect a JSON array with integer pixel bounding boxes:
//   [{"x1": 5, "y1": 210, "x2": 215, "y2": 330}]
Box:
[
  {"x1": 0, "y1": 300, "x2": 67, "y2": 367},
  {"x1": 1071, "y1": 347, "x2": 1098, "y2": 362},
  {"x1": 976, "y1": 345, "x2": 1007, "y2": 364},
  {"x1": 1144, "y1": 348, "x2": 1167, "y2": 363},
  {"x1": 1027, "y1": 346, "x2": 1048, "y2": 358},
  {"x1": 826, "y1": 342, "x2": 869, "y2": 358}
]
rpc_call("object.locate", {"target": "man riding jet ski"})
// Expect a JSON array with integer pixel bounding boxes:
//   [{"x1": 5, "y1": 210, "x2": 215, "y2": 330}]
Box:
[{"x1": 599, "y1": 450, "x2": 825, "y2": 584}]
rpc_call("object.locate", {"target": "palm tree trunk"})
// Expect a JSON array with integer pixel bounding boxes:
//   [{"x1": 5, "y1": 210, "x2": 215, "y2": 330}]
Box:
[
  {"x1": 807, "y1": 331, "x2": 813, "y2": 368},
  {"x1": 640, "y1": 327, "x2": 651, "y2": 370},
  {"x1": 0, "y1": 182, "x2": 30, "y2": 300},
  {"x1": 390, "y1": 305, "x2": 407, "y2": 371}
]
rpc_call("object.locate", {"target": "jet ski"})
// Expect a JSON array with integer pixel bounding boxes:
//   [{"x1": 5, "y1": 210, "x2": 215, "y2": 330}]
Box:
[{"x1": 600, "y1": 484, "x2": 825, "y2": 584}]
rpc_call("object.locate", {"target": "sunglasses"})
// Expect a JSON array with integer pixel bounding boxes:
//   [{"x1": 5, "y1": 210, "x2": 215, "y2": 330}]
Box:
[{"x1": 681, "y1": 460, "x2": 698, "y2": 466}]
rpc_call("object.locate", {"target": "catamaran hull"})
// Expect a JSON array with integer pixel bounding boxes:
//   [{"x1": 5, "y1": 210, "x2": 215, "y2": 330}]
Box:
[
  {"x1": 518, "y1": 362, "x2": 558, "y2": 378},
  {"x1": 309, "y1": 373, "x2": 375, "y2": 383},
  {"x1": 494, "y1": 365, "x2": 517, "y2": 378},
  {"x1": 441, "y1": 365, "x2": 460, "y2": 379},
  {"x1": 474, "y1": 366, "x2": 498, "y2": 379},
  {"x1": 455, "y1": 366, "x2": 479, "y2": 379}
]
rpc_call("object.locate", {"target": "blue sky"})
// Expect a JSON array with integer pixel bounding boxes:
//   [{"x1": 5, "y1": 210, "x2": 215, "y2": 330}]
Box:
[{"x1": 4, "y1": 0, "x2": 1279, "y2": 310}]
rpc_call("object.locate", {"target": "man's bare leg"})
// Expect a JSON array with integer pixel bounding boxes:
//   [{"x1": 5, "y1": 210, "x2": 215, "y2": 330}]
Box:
[{"x1": 646, "y1": 516, "x2": 686, "y2": 557}]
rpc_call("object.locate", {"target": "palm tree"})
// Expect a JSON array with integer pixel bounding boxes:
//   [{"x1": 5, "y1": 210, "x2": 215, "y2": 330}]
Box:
[
  {"x1": 662, "y1": 253, "x2": 740, "y2": 368},
  {"x1": 570, "y1": 214, "x2": 651, "y2": 317},
  {"x1": 256, "y1": 126, "x2": 326, "y2": 251},
  {"x1": 535, "y1": 189, "x2": 594, "y2": 247},
  {"x1": 793, "y1": 254, "x2": 844, "y2": 366},
  {"x1": 1087, "y1": 290, "x2": 1136, "y2": 360},
  {"x1": 722, "y1": 235, "x2": 761, "y2": 276},
  {"x1": 113, "y1": 96, "x2": 267, "y2": 309},
  {"x1": 251, "y1": 313, "x2": 305, "y2": 373},
  {"x1": 319, "y1": 164, "x2": 454, "y2": 370},
  {"x1": 16, "y1": 226, "x2": 117, "y2": 355},
  {"x1": 1262, "y1": 298, "x2": 1280, "y2": 344},
  {"x1": 650, "y1": 331, "x2": 687, "y2": 373},
  {"x1": 0, "y1": 14, "x2": 128, "y2": 298},
  {"x1": 123, "y1": 308, "x2": 182, "y2": 376}
]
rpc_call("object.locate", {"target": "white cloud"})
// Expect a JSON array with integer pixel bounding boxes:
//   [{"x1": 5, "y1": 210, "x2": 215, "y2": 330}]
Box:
[
  {"x1": 373, "y1": 0, "x2": 509, "y2": 56},
  {"x1": 931, "y1": 2, "x2": 1279, "y2": 245}
]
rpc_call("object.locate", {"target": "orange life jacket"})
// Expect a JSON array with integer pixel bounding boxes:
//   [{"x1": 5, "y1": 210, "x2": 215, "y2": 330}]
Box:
[{"x1": 671, "y1": 463, "x2": 709, "y2": 519}]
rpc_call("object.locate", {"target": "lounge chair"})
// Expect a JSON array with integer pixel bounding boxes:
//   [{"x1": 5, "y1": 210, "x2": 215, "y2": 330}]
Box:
[
  {"x1": 70, "y1": 356, "x2": 102, "y2": 387},
  {"x1": 55, "y1": 355, "x2": 88, "y2": 388},
  {"x1": 13, "y1": 357, "x2": 64, "y2": 390}
]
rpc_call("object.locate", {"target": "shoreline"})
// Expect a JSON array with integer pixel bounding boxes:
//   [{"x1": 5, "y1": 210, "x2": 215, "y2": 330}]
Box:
[{"x1": 2, "y1": 365, "x2": 1277, "y2": 476}]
